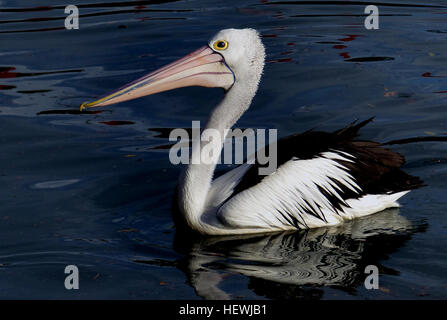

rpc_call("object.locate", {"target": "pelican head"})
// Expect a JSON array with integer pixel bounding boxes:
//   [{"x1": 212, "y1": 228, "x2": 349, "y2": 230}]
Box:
[{"x1": 80, "y1": 28, "x2": 265, "y2": 110}]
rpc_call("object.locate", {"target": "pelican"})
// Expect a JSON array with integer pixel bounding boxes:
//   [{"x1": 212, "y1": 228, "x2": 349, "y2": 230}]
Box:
[{"x1": 80, "y1": 28, "x2": 423, "y2": 235}]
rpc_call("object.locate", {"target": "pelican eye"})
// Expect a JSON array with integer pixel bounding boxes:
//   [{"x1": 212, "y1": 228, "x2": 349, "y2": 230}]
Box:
[{"x1": 213, "y1": 40, "x2": 228, "y2": 51}]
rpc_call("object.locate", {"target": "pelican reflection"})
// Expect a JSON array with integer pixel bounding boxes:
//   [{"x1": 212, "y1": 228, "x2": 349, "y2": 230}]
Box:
[{"x1": 173, "y1": 208, "x2": 426, "y2": 299}]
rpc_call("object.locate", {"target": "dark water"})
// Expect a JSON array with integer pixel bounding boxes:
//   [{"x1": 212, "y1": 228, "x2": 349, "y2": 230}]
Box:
[{"x1": 1, "y1": 0, "x2": 446, "y2": 299}]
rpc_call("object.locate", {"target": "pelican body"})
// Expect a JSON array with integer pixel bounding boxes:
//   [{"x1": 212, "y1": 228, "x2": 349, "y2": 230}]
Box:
[{"x1": 81, "y1": 29, "x2": 422, "y2": 235}]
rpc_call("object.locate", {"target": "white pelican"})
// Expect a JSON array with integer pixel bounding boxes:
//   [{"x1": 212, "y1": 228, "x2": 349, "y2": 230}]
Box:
[{"x1": 80, "y1": 28, "x2": 423, "y2": 235}]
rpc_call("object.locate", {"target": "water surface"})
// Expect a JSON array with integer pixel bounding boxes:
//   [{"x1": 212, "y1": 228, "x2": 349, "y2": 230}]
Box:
[{"x1": 0, "y1": 0, "x2": 446, "y2": 299}]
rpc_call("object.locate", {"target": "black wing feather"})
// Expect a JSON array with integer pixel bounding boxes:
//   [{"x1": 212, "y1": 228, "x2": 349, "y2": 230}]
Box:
[{"x1": 226, "y1": 118, "x2": 423, "y2": 210}]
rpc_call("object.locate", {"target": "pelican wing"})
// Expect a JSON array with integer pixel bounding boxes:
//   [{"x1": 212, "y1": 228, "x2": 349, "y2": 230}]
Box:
[
  {"x1": 216, "y1": 119, "x2": 423, "y2": 231},
  {"x1": 205, "y1": 163, "x2": 252, "y2": 210}
]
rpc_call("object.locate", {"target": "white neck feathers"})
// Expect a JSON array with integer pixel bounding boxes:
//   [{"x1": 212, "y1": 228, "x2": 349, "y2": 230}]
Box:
[{"x1": 177, "y1": 81, "x2": 260, "y2": 232}]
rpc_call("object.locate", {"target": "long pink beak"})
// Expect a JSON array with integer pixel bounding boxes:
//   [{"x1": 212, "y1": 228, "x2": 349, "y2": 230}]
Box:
[{"x1": 80, "y1": 46, "x2": 234, "y2": 110}]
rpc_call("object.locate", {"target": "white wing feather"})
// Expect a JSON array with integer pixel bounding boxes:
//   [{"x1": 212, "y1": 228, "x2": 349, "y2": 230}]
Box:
[{"x1": 217, "y1": 152, "x2": 407, "y2": 231}]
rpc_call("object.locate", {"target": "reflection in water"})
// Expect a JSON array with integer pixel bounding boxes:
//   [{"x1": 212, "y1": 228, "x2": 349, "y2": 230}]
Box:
[
  {"x1": 345, "y1": 57, "x2": 395, "y2": 62},
  {"x1": 174, "y1": 209, "x2": 426, "y2": 299},
  {"x1": 0, "y1": 1, "x2": 187, "y2": 34},
  {"x1": 36, "y1": 109, "x2": 105, "y2": 115},
  {"x1": 0, "y1": 66, "x2": 82, "y2": 78}
]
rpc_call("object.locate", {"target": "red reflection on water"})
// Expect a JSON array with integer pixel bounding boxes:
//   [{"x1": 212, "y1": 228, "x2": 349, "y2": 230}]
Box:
[
  {"x1": 0, "y1": 66, "x2": 82, "y2": 78},
  {"x1": 238, "y1": 8, "x2": 270, "y2": 16},
  {"x1": 422, "y1": 72, "x2": 447, "y2": 78},
  {"x1": 100, "y1": 121, "x2": 135, "y2": 126},
  {"x1": 0, "y1": 67, "x2": 19, "y2": 78},
  {"x1": 330, "y1": 35, "x2": 361, "y2": 61},
  {"x1": 338, "y1": 35, "x2": 360, "y2": 42},
  {"x1": 261, "y1": 34, "x2": 277, "y2": 38},
  {"x1": 433, "y1": 91, "x2": 447, "y2": 93},
  {"x1": 268, "y1": 58, "x2": 292, "y2": 63},
  {"x1": 29, "y1": 6, "x2": 52, "y2": 12},
  {"x1": 287, "y1": 42, "x2": 295, "y2": 46},
  {"x1": 0, "y1": 84, "x2": 15, "y2": 90}
]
